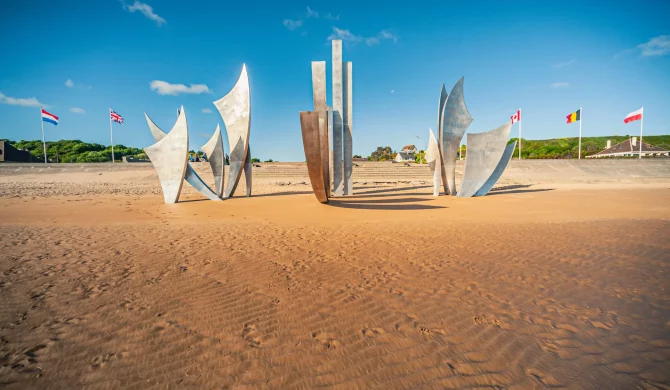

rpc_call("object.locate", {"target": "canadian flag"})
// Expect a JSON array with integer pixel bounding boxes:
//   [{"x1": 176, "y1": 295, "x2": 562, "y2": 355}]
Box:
[
  {"x1": 624, "y1": 107, "x2": 643, "y2": 124},
  {"x1": 511, "y1": 109, "x2": 521, "y2": 124}
]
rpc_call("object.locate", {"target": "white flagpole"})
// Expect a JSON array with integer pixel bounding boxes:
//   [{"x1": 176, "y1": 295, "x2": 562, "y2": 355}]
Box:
[
  {"x1": 40, "y1": 106, "x2": 47, "y2": 163},
  {"x1": 578, "y1": 107, "x2": 582, "y2": 160},
  {"x1": 639, "y1": 106, "x2": 644, "y2": 159},
  {"x1": 518, "y1": 108, "x2": 522, "y2": 160},
  {"x1": 109, "y1": 108, "x2": 115, "y2": 163}
]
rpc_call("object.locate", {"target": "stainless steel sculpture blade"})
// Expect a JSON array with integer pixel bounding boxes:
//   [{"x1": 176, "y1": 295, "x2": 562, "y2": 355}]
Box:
[
  {"x1": 437, "y1": 83, "x2": 448, "y2": 194},
  {"x1": 331, "y1": 40, "x2": 344, "y2": 197},
  {"x1": 474, "y1": 140, "x2": 516, "y2": 197},
  {"x1": 457, "y1": 121, "x2": 513, "y2": 198},
  {"x1": 312, "y1": 61, "x2": 330, "y2": 197},
  {"x1": 201, "y1": 124, "x2": 225, "y2": 198},
  {"x1": 343, "y1": 61, "x2": 353, "y2": 195},
  {"x1": 214, "y1": 64, "x2": 251, "y2": 198},
  {"x1": 144, "y1": 112, "x2": 221, "y2": 202},
  {"x1": 425, "y1": 128, "x2": 441, "y2": 196},
  {"x1": 144, "y1": 108, "x2": 189, "y2": 204},
  {"x1": 441, "y1": 77, "x2": 472, "y2": 195},
  {"x1": 244, "y1": 145, "x2": 252, "y2": 197},
  {"x1": 300, "y1": 111, "x2": 329, "y2": 203}
]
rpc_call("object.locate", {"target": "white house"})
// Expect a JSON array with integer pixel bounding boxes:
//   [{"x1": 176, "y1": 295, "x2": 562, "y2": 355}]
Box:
[{"x1": 394, "y1": 144, "x2": 417, "y2": 162}]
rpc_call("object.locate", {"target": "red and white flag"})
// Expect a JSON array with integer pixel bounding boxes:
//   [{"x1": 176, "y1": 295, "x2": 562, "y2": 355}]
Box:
[
  {"x1": 511, "y1": 109, "x2": 521, "y2": 124},
  {"x1": 624, "y1": 107, "x2": 643, "y2": 124}
]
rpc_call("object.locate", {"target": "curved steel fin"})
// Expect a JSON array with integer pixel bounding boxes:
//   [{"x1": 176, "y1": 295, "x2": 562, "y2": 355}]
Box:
[
  {"x1": 425, "y1": 128, "x2": 441, "y2": 197},
  {"x1": 437, "y1": 84, "x2": 448, "y2": 194},
  {"x1": 457, "y1": 121, "x2": 513, "y2": 198},
  {"x1": 300, "y1": 111, "x2": 328, "y2": 203},
  {"x1": 201, "y1": 124, "x2": 225, "y2": 198},
  {"x1": 441, "y1": 77, "x2": 472, "y2": 195},
  {"x1": 474, "y1": 140, "x2": 516, "y2": 197},
  {"x1": 214, "y1": 64, "x2": 251, "y2": 198}
]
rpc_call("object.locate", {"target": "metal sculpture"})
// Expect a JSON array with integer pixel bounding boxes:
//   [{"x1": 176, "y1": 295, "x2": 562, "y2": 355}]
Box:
[
  {"x1": 425, "y1": 128, "x2": 441, "y2": 196},
  {"x1": 457, "y1": 121, "x2": 513, "y2": 198},
  {"x1": 440, "y1": 77, "x2": 472, "y2": 195},
  {"x1": 331, "y1": 40, "x2": 344, "y2": 196},
  {"x1": 437, "y1": 84, "x2": 448, "y2": 195},
  {"x1": 213, "y1": 64, "x2": 251, "y2": 198},
  {"x1": 312, "y1": 61, "x2": 330, "y2": 197},
  {"x1": 474, "y1": 140, "x2": 516, "y2": 197},
  {"x1": 143, "y1": 107, "x2": 189, "y2": 204},
  {"x1": 201, "y1": 124, "x2": 225, "y2": 198},
  {"x1": 144, "y1": 110, "x2": 220, "y2": 202},
  {"x1": 244, "y1": 146, "x2": 252, "y2": 197},
  {"x1": 343, "y1": 61, "x2": 353, "y2": 195},
  {"x1": 299, "y1": 111, "x2": 329, "y2": 203}
]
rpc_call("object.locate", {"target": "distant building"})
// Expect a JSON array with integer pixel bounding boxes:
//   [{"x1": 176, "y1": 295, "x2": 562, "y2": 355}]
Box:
[
  {"x1": 394, "y1": 144, "x2": 417, "y2": 162},
  {"x1": 586, "y1": 137, "x2": 669, "y2": 158},
  {"x1": 0, "y1": 141, "x2": 34, "y2": 162}
]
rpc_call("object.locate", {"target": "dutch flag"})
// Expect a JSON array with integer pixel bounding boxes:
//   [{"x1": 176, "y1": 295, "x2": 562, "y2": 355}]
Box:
[{"x1": 41, "y1": 108, "x2": 59, "y2": 126}]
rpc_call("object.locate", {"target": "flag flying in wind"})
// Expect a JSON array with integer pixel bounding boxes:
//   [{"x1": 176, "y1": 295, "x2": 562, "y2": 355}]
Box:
[
  {"x1": 511, "y1": 109, "x2": 521, "y2": 124},
  {"x1": 41, "y1": 109, "x2": 59, "y2": 126},
  {"x1": 566, "y1": 109, "x2": 581, "y2": 124},
  {"x1": 110, "y1": 110, "x2": 124, "y2": 125},
  {"x1": 624, "y1": 108, "x2": 643, "y2": 124}
]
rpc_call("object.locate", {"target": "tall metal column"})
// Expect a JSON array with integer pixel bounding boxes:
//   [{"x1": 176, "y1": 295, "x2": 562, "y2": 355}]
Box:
[
  {"x1": 343, "y1": 61, "x2": 353, "y2": 195},
  {"x1": 331, "y1": 40, "x2": 344, "y2": 196}
]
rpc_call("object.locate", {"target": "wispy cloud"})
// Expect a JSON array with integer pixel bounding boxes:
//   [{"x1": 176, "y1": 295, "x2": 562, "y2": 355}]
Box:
[
  {"x1": 282, "y1": 19, "x2": 303, "y2": 31},
  {"x1": 149, "y1": 80, "x2": 212, "y2": 96},
  {"x1": 0, "y1": 92, "x2": 47, "y2": 107},
  {"x1": 553, "y1": 59, "x2": 576, "y2": 68},
  {"x1": 328, "y1": 27, "x2": 398, "y2": 46},
  {"x1": 615, "y1": 35, "x2": 670, "y2": 59},
  {"x1": 121, "y1": 1, "x2": 166, "y2": 26},
  {"x1": 201, "y1": 108, "x2": 213, "y2": 114},
  {"x1": 306, "y1": 6, "x2": 319, "y2": 18},
  {"x1": 70, "y1": 107, "x2": 86, "y2": 114},
  {"x1": 65, "y1": 79, "x2": 74, "y2": 88},
  {"x1": 551, "y1": 82, "x2": 570, "y2": 88}
]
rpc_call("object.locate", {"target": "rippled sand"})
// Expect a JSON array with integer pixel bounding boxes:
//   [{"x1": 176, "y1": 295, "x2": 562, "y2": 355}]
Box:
[{"x1": 1, "y1": 166, "x2": 669, "y2": 389}]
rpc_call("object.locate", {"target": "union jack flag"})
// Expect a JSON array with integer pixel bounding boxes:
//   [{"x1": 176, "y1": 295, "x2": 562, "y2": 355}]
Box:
[{"x1": 110, "y1": 110, "x2": 124, "y2": 125}]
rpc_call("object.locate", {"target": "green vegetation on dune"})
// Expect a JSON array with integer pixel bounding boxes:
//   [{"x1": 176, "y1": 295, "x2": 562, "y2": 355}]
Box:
[
  {"x1": 511, "y1": 135, "x2": 670, "y2": 159},
  {"x1": 1, "y1": 139, "x2": 145, "y2": 163}
]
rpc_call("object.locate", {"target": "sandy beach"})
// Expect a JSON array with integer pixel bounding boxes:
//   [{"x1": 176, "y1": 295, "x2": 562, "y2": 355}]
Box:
[{"x1": 1, "y1": 161, "x2": 669, "y2": 389}]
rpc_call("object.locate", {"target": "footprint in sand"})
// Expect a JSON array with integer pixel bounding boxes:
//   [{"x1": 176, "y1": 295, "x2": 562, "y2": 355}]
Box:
[
  {"x1": 311, "y1": 331, "x2": 340, "y2": 350},
  {"x1": 242, "y1": 323, "x2": 262, "y2": 348},
  {"x1": 362, "y1": 328, "x2": 385, "y2": 338}
]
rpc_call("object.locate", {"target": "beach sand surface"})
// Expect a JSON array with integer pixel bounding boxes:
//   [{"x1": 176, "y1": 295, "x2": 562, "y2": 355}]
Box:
[{"x1": 1, "y1": 163, "x2": 669, "y2": 389}]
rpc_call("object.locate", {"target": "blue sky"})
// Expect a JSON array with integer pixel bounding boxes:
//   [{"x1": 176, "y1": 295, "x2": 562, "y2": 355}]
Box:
[{"x1": 1, "y1": 0, "x2": 669, "y2": 161}]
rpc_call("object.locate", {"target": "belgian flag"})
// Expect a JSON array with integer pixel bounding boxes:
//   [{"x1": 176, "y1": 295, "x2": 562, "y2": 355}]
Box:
[{"x1": 566, "y1": 109, "x2": 581, "y2": 124}]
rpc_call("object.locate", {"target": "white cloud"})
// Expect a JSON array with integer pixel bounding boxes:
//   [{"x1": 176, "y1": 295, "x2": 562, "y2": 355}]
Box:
[
  {"x1": 553, "y1": 59, "x2": 576, "y2": 68},
  {"x1": 201, "y1": 108, "x2": 213, "y2": 114},
  {"x1": 306, "y1": 6, "x2": 319, "y2": 18},
  {"x1": 122, "y1": 1, "x2": 166, "y2": 26},
  {"x1": 328, "y1": 27, "x2": 398, "y2": 46},
  {"x1": 149, "y1": 80, "x2": 212, "y2": 96},
  {"x1": 70, "y1": 107, "x2": 86, "y2": 114},
  {"x1": 282, "y1": 19, "x2": 303, "y2": 31},
  {"x1": 551, "y1": 82, "x2": 570, "y2": 88},
  {"x1": 638, "y1": 35, "x2": 670, "y2": 57},
  {"x1": 391, "y1": 90, "x2": 394, "y2": 94},
  {"x1": 65, "y1": 79, "x2": 74, "y2": 88},
  {"x1": 0, "y1": 92, "x2": 46, "y2": 107},
  {"x1": 324, "y1": 13, "x2": 339, "y2": 20}
]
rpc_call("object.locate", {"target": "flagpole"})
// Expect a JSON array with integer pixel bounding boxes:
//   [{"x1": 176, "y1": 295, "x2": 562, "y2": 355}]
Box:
[
  {"x1": 109, "y1": 108, "x2": 115, "y2": 163},
  {"x1": 639, "y1": 106, "x2": 643, "y2": 159},
  {"x1": 518, "y1": 107, "x2": 522, "y2": 160},
  {"x1": 578, "y1": 106, "x2": 582, "y2": 160},
  {"x1": 40, "y1": 106, "x2": 47, "y2": 164}
]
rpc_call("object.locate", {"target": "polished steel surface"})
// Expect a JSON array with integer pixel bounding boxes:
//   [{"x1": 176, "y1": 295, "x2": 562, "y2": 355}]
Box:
[
  {"x1": 143, "y1": 107, "x2": 189, "y2": 204},
  {"x1": 457, "y1": 121, "x2": 512, "y2": 198},
  {"x1": 213, "y1": 64, "x2": 251, "y2": 198},
  {"x1": 425, "y1": 128, "x2": 441, "y2": 196},
  {"x1": 474, "y1": 140, "x2": 516, "y2": 197},
  {"x1": 312, "y1": 61, "x2": 330, "y2": 197},
  {"x1": 244, "y1": 145, "x2": 252, "y2": 197},
  {"x1": 343, "y1": 61, "x2": 353, "y2": 195},
  {"x1": 201, "y1": 124, "x2": 225, "y2": 198},
  {"x1": 300, "y1": 111, "x2": 329, "y2": 203},
  {"x1": 144, "y1": 112, "x2": 220, "y2": 201},
  {"x1": 437, "y1": 83, "x2": 449, "y2": 195},
  {"x1": 331, "y1": 40, "x2": 344, "y2": 196},
  {"x1": 441, "y1": 77, "x2": 472, "y2": 195}
]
